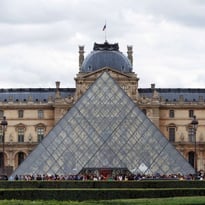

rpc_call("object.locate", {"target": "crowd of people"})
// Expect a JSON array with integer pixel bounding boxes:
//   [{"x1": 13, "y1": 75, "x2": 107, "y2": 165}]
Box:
[{"x1": 10, "y1": 172, "x2": 204, "y2": 181}]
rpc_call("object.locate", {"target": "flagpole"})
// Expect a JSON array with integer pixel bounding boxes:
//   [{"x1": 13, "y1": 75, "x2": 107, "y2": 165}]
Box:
[{"x1": 103, "y1": 21, "x2": 107, "y2": 42}]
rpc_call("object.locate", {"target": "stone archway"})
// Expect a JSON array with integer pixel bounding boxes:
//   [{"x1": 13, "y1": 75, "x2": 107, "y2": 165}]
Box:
[{"x1": 14, "y1": 151, "x2": 27, "y2": 168}]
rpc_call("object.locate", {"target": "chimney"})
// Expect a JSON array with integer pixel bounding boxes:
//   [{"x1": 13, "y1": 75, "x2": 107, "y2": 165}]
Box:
[
  {"x1": 55, "y1": 81, "x2": 61, "y2": 98},
  {"x1": 127, "y1": 45, "x2": 133, "y2": 66},
  {"x1": 151, "y1": 83, "x2": 155, "y2": 90},
  {"x1": 79, "y1": 45, "x2": 84, "y2": 70}
]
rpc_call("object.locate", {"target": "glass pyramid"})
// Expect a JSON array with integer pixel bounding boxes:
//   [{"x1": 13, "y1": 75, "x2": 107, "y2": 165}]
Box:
[{"x1": 11, "y1": 72, "x2": 194, "y2": 177}]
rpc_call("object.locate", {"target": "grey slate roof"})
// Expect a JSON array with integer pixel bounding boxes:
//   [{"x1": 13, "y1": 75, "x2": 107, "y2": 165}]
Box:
[
  {"x1": 81, "y1": 50, "x2": 132, "y2": 73},
  {"x1": 1, "y1": 88, "x2": 205, "y2": 103},
  {"x1": 0, "y1": 88, "x2": 75, "y2": 103},
  {"x1": 139, "y1": 88, "x2": 205, "y2": 102},
  {"x1": 80, "y1": 42, "x2": 132, "y2": 73}
]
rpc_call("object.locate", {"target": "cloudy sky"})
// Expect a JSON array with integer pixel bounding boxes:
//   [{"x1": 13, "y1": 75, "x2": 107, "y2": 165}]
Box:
[{"x1": 0, "y1": 0, "x2": 205, "y2": 89}]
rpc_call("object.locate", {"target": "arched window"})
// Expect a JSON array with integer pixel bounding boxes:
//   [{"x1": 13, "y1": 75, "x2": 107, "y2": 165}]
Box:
[
  {"x1": 37, "y1": 127, "x2": 45, "y2": 142},
  {"x1": 188, "y1": 151, "x2": 195, "y2": 168},
  {"x1": 0, "y1": 152, "x2": 3, "y2": 168},
  {"x1": 18, "y1": 152, "x2": 25, "y2": 166},
  {"x1": 168, "y1": 127, "x2": 175, "y2": 142}
]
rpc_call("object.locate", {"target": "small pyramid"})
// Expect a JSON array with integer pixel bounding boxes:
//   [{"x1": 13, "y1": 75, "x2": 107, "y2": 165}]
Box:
[{"x1": 11, "y1": 72, "x2": 194, "y2": 177}]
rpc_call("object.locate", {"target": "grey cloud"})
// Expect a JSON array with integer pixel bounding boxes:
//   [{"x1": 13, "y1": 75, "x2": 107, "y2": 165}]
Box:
[
  {"x1": 0, "y1": 21, "x2": 75, "y2": 45},
  {"x1": 1, "y1": 0, "x2": 205, "y2": 89},
  {"x1": 141, "y1": 0, "x2": 205, "y2": 27}
]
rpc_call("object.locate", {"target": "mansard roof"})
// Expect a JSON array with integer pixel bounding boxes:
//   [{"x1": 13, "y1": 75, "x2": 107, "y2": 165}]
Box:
[
  {"x1": 1, "y1": 87, "x2": 205, "y2": 103},
  {"x1": 0, "y1": 88, "x2": 75, "y2": 103},
  {"x1": 139, "y1": 88, "x2": 205, "y2": 102}
]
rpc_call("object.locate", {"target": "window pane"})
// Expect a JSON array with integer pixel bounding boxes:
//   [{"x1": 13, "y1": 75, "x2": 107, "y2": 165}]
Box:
[
  {"x1": 188, "y1": 127, "x2": 195, "y2": 142},
  {"x1": 18, "y1": 152, "x2": 25, "y2": 165},
  {"x1": 37, "y1": 127, "x2": 44, "y2": 142},
  {"x1": 18, "y1": 110, "x2": 24, "y2": 118},
  {"x1": 169, "y1": 127, "x2": 175, "y2": 142},
  {"x1": 189, "y1": 110, "x2": 194, "y2": 118},
  {"x1": 38, "y1": 110, "x2": 44, "y2": 119},
  {"x1": 169, "y1": 110, "x2": 174, "y2": 118},
  {"x1": 18, "y1": 128, "x2": 24, "y2": 142}
]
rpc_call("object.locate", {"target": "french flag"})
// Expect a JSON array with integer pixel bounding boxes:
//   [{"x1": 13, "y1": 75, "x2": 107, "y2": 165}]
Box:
[{"x1": 102, "y1": 24, "x2": 106, "y2": 31}]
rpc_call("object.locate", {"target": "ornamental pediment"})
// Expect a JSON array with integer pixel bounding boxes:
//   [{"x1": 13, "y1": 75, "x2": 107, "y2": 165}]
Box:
[{"x1": 15, "y1": 123, "x2": 27, "y2": 131}]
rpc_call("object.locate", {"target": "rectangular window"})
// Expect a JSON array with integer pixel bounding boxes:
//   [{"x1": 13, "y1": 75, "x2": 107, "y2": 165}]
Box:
[
  {"x1": 188, "y1": 127, "x2": 195, "y2": 142},
  {"x1": 38, "y1": 110, "x2": 44, "y2": 119},
  {"x1": 189, "y1": 110, "x2": 194, "y2": 118},
  {"x1": 37, "y1": 127, "x2": 44, "y2": 142},
  {"x1": 169, "y1": 127, "x2": 175, "y2": 142},
  {"x1": 169, "y1": 110, "x2": 175, "y2": 118},
  {"x1": 18, "y1": 128, "x2": 24, "y2": 142},
  {"x1": 18, "y1": 110, "x2": 24, "y2": 118}
]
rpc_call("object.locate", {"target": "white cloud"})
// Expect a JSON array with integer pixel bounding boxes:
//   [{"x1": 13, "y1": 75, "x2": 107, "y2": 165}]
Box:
[{"x1": 0, "y1": 0, "x2": 205, "y2": 88}]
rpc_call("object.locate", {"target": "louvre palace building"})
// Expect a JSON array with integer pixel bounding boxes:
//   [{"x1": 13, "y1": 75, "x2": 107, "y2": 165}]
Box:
[{"x1": 0, "y1": 41, "x2": 203, "y2": 177}]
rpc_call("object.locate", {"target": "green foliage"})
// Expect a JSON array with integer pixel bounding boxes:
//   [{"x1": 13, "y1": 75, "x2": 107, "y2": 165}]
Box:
[
  {"x1": 1, "y1": 188, "x2": 205, "y2": 201},
  {"x1": 1, "y1": 180, "x2": 205, "y2": 189},
  {"x1": 1, "y1": 181, "x2": 205, "y2": 201},
  {"x1": 1, "y1": 197, "x2": 205, "y2": 205}
]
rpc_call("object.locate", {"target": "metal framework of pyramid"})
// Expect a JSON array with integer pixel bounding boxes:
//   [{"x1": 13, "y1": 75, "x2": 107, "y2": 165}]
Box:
[{"x1": 11, "y1": 72, "x2": 195, "y2": 177}]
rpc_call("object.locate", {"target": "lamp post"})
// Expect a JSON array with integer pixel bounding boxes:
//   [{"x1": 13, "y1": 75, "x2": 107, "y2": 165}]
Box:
[
  {"x1": 191, "y1": 115, "x2": 198, "y2": 177},
  {"x1": 1, "y1": 116, "x2": 7, "y2": 175}
]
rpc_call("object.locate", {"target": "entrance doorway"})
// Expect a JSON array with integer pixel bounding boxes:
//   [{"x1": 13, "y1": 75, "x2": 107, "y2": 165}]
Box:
[
  {"x1": 79, "y1": 167, "x2": 131, "y2": 180},
  {"x1": 99, "y1": 168, "x2": 112, "y2": 179}
]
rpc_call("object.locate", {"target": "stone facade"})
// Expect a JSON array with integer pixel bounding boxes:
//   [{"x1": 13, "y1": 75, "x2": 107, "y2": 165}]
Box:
[{"x1": 1, "y1": 43, "x2": 204, "y2": 176}]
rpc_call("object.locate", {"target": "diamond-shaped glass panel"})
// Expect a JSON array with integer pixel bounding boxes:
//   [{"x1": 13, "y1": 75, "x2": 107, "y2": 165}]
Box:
[{"x1": 11, "y1": 72, "x2": 195, "y2": 177}]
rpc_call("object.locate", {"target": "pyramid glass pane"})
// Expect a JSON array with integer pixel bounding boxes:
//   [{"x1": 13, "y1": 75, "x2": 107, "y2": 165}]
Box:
[{"x1": 11, "y1": 72, "x2": 195, "y2": 177}]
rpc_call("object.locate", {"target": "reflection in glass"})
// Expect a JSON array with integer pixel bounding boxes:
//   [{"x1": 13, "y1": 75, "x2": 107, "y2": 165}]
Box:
[{"x1": 11, "y1": 72, "x2": 195, "y2": 177}]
